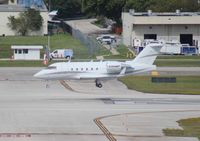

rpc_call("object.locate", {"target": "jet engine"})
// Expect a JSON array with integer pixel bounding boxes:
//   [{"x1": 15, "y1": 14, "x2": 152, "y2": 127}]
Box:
[{"x1": 106, "y1": 62, "x2": 123, "y2": 74}]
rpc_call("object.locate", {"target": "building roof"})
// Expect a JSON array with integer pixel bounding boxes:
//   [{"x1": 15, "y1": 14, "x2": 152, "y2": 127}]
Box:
[
  {"x1": 128, "y1": 9, "x2": 200, "y2": 17},
  {"x1": 0, "y1": 4, "x2": 47, "y2": 12},
  {"x1": 11, "y1": 45, "x2": 43, "y2": 49},
  {"x1": 123, "y1": 10, "x2": 200, "y2": 25}
]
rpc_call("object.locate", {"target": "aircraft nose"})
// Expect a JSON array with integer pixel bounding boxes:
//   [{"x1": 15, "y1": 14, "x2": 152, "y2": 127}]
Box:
[{"x1": 34, "y1": 71, "x2": 43, "y2": 79}]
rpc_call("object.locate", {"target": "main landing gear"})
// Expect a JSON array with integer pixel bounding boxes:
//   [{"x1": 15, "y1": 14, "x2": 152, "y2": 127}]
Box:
[{"x1": 95, "y1": 79, "x2": 103, "y2": 88}]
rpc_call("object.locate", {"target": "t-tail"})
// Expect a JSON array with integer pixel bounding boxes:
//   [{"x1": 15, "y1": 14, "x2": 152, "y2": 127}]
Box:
[{"x1": 128, "y1": 43, "x2": 163, "y2": 66}]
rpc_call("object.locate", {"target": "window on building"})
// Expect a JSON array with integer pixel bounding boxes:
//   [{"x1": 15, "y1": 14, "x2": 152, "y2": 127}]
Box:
[
  {"x1": 15, "y1": 49, "x2": 17, "y2": 54},
  {"x1": 23, "y1": 49, "x2": 28, "y2": 54},
  {"x1": 18, "y1": 49, "x2": 22, "y2": 54}
]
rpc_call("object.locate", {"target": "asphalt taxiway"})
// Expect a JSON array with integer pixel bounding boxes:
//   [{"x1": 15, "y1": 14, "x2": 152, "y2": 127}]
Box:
[{"x1": 0, "y1": 67, "x2": 200, "y2": 141}]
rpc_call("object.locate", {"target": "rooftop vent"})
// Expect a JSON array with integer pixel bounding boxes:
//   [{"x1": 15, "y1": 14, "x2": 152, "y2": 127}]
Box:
[
  {"x1": 176, "y1": 9, "x2": 181, "y2": 15},
  {"x1": 148, "y1": 10, "x2": 152, "y2": 16},
  {"x1": 129, "y1": 9, "x2": 135, "y2": 15}
]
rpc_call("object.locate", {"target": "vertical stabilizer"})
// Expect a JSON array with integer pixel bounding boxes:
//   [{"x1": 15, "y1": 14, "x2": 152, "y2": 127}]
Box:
[{"x1": 132, "y1": 43, "x2": 163, "y2": 65}]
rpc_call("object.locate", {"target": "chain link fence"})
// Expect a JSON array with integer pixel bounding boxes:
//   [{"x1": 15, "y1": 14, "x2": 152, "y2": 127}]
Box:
[
  {"x1": 49, "y1": 21, "x2": 107, "y2": 59},
  {"x1": 72, "y1": 28, "x2": 103, "y2": 57}
]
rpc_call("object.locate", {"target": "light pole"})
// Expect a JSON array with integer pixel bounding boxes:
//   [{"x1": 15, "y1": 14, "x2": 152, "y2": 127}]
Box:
[
  {"x1": 47, "y1": 0, "x2": 51, "y2": 60},
  {"x1": 48, "y1": 0, "x2": 51, "y2": 12}
]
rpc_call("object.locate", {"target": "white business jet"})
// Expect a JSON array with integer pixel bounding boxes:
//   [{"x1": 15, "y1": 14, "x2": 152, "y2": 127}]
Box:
[{"x1": 34, "y1": 43, "x2": 163, "y2": 88}]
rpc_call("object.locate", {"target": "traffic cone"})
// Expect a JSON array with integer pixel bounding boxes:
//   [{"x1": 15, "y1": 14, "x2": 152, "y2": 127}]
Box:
[
  {"x1": 10, "y1": 55, "x2": 14, "y2": 61},
  {"x1": 43, "y1": 59, "x2": 48, "y2": 65}
]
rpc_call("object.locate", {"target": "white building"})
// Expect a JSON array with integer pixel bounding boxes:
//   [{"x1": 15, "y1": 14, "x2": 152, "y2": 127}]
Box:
[
  {"x1": 11, "y1": 45, "x2": 43, "y2": 60},
  {"x1": 0, "y1": 0, "x2": 48, "y2": 36},
  {"x1": 122, "y1": 10, "x2": 200, "y2": 48}
]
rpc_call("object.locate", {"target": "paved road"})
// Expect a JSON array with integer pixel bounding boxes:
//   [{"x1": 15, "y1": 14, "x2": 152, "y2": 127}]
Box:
[
  {"x1": 0, "y1": 67, "x2": 199, "y2": 81},
  {"x1": 0, "y1": 67, "x2": 199, "y2": 141},
  {"x1": 65, "y1": 19, "x2": 109, "y2": 34}
]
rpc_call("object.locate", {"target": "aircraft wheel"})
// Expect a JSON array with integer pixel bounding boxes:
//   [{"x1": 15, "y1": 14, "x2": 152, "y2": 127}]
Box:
[
  {"x1": 97, "y1": 83, "x2": 103, "y2": 88},
  {"x1": 95, "y1": 80, "x2": 103, "y2": 88}
]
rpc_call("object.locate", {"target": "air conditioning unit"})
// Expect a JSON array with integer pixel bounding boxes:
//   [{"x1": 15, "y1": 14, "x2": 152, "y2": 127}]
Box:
[{"x1": 129, "y1": 9, "x2": 135, "y2": 15}]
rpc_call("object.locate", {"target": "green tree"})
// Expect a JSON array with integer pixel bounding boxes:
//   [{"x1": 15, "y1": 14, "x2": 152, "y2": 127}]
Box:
[
  {"x1": 83, "y1": 0, "x2": 107, "y2": 17},
  {"x1": 83, "y1": 0, "x2": 126, "y2": 23},
  {"x1": 44, "y1": 0, "x2": 200, "y2": 24},
  {"x1": 124, "y1": 0, "x2": 155, "y2": 12},
  {"x1": 7, "y1": 8, "x2": 43, "y2": 36},
  {"x1": 57, "y1": 0, "x2": 82, "y2": 18},
  {"x1": 44, "y1": 0, "x2": 82, "y2": 18},
  {"x1": 104, "y1": 0, "x2": 126, "y2": 23},
  {"x1": 124, "y1": 0, "x2": 200, "y2": 12}
]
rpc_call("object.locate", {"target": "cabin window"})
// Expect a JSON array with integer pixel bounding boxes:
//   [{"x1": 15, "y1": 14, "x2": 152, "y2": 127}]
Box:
[
  {"x1": 81, "y1": 68, "x2": 83, "y2": 71},
  {"x1": 46, "y1": 66, "x2": 57, "y2": 70},
  {"x1": 96, "y1": 68, "x2": 98, "y2": 70},
  {"x1": 91, "y1": 68, "x2": 93, "y2": 71},
  {"x1": 86, "y1": 68, "x2": 88, "y2": 71},
  {"x1": 71, "y1": 68, "x2": 73, "y2": 71},
  {"x1": 76, "y1": 68, "x2": 78, "y2": 71}
]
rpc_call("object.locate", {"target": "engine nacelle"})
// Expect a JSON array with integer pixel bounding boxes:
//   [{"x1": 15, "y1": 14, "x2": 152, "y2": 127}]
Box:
[{"x1": 106, "y1": 62, "x2": 122, "y2": 74}]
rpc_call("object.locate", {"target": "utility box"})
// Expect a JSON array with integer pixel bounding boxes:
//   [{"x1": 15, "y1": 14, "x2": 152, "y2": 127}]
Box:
[
  {"x1": 152, "y1": 77, "x2": 176, "y2": 83},
  {"x1": 181, "y1": 46, "x2": 197, "y2": 55}
]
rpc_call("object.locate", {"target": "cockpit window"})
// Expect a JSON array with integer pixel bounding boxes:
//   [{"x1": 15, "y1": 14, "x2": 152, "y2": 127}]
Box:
[
  {"x1": 53, "y1": 50, "x2": 58, "y2": 53},
  {"x1": 45, "y1": 66, "x2": 57, "y2": 70}
]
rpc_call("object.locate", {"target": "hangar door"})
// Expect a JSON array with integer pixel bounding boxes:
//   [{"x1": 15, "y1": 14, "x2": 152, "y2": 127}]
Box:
[
  {"x1": 180, "y1": 34, "x2": 193, "y2": 46},
  {"x1": 144, "y1": 34, "x2": 157, "y2": 40}
]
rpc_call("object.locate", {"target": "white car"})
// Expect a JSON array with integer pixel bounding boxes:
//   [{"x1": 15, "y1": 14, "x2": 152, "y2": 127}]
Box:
[{"x1": 96, "y1": 35, "x2": 116, "y2": 44}]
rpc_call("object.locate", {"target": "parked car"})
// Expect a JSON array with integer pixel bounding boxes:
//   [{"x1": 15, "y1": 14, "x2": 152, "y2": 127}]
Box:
[
  {"x1": 50, "y1": 49, "x2": 73, "y2": 59},
  {"x1": 96, "y1": 35, "x2": 116, "y2": 44}
]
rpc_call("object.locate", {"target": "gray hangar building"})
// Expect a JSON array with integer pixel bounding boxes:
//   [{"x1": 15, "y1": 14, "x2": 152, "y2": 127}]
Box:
[{"x1": 122, "y1": 10, "x2": 200, "y2": 48}]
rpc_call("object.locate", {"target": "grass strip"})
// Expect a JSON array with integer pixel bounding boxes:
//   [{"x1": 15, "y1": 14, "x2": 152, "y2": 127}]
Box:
[
  {"x1": 0, "y1": 34, "x2": 89, "y2": 59},
  {"x1": 119, "y1": 76, "x2": 200, "y2": 95},
  {"x1": 163, "y1": 117, "x2": 200, "y2": 140},
  {"x1": 155, "y1": 59, "x2": 200, "y2": 67}
]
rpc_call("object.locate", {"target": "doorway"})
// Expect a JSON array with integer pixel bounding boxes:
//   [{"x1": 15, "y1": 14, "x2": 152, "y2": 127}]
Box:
[
  {"x1": 144, "y1": 34, "x2": 157, "y2": 40},
  {"x1": 180, "y1": 34, "x2": 193, "y2": 46}
]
